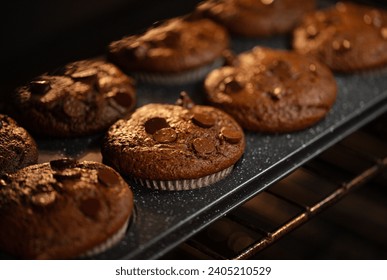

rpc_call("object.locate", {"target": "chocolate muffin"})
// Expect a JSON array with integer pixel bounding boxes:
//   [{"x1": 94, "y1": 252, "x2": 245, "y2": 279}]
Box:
[
  {"x1": 102, "y1": 93, "x2": 245, "y2": 190},
  {"x1": 0, "y1": 159, "x2": 133, "y2": 259},
  {"x1": 204, "y1": 47, "x2": 337, "y2": 133},
  {"x1": 293, "y1": 2, "x2": 387, "y2": 72},
  {"x1": 0, "y1": 114, "x2": 38, "y2": 176},
  {"x1": 13, "y1": 58, "x2": 136, "y2": 137},
  {"x1": 108, "y1": 16, "x2": 229, "y2": 85},
  {"x1": 195, "y1": 0, "x2": 315, "y2": 37}
]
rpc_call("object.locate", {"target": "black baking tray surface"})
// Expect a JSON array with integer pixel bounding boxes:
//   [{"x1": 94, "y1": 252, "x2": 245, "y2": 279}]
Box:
[{"x1": 2, "y1": 0, "x2": 387, "y2": 260}]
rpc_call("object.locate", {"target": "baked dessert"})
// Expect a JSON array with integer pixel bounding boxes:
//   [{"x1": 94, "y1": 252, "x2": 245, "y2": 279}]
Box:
[
  {"x1": 107, "y1": 16, "x2": 229, "y2": 85},
  {"x1": 0, "y1": 159, "x2": 133, "y2": 259},
  {"x1": 0, "y1": 114, "x2": 38, "y2": 176},
  {"x1": 13, "y1": 58, "x2": 136, "y2": 137},
  {"x1": 204, "y1": 47, "x2": 337, "y2": 132},
  {"x1": 195, "y1": 0, "x2": 315, "y2": 37},
  {"x1": 293, "y1": 2, "x2": 387, "y2": 72},
  {"x1": 102, "y1": 93, "x2": 245, "y2": 190}
]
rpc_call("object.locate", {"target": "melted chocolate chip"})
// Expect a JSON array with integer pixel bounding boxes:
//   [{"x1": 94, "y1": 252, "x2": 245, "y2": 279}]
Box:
[
  {"x1": 29, "y1": 80, "x2": 51, "y2": 95},
  {"x1": 80, "y1": 197, "x2": 101, "y2": 220},
  {"x1": 153, "y1": 127, "x2": 177, "y2": 143},
  {"x1": 63, "y1": 98, "x2": 87, "y2": 118},
  {"x1": 176, "y1": 91, "x2": 195, "y2": 109},
  {"x1": 70, "y1": 68, "x2": 98, "y2": 80},
  {"x1": 192, "y1": 138, "x2": 215, "y2": 154},
  {"x1": 54, "y1": 170, "x2": 82, "y2": 181},
  {"x1": 268, "y1": 87, "x2": 284, "y2": 101},
  {"x1": 144, "y1": 117, "x2": 169, "y2": 134},
  {"x1": 222, "y1": 78, "x2": 243, "y2": 94},
  {"x1": 192, "y1": 112, "x2": 215, "y2": 128},
  {"x1": 98, "y1": 168, "x2": 120, "y2": 187},
  {"x1": 50, "y1": 158, "x2": 78, "y2": 170},
  {"x1": 221, "y1": 127, "x2": 242, "y2": 144},
  {"x1": 31, "y1": 192, "x2": 56, "y2": 208},
  {"x1": 112, "y1": 91, "x2": 133, "y2": 107}
]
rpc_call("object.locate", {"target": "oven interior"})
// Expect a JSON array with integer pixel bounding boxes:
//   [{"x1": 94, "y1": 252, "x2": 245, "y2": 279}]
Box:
[{"x1": 1, "y1": 0, "x2": 387, "y2": 260}]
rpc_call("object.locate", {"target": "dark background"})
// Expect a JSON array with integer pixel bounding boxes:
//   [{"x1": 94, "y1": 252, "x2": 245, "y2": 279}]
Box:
[{"x1": 0, "y1": 0, "x2": 201, "y2": 108}]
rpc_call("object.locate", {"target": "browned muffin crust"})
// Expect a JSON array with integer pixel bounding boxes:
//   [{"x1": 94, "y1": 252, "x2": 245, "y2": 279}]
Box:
[
  {"x1": 195, "y1": 0, "x2": 315, "y2": 37},
  {"x1": 293, "y1": 2, "x2": 387, "y2": 72},
  {"x1": 0, "y1": 114, "x2": 38, "y2": 176},
  {"x1": 204, "y1": 47, "x2": 337, "y2": 133},
  {"x1": 108, "y1": 17, "x2": 229, "y2": 73},
  {"x1": 102, "y1": 99, "x2": 245, "y2": 182},
  {"x1": 13, "y1": 58, "x2": 136, "y2": 137},
  {"x1": 0, "y1": 159, "x2": 133, "y2": 259}
]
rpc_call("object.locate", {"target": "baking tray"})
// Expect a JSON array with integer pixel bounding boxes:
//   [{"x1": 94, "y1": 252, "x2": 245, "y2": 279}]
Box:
[{"x1": 2, "y1": 0, "x2": 387, "y2": 260}]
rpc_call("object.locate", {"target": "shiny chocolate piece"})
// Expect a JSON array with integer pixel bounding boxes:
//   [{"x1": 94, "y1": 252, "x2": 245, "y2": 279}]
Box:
[
  {"x1": 144, "y1": 117, "x2": 169, "y2": 134},
  {"x1": 53, "y1": 169, "x2": 82, "y2": 181},
  {"x1": 112, "y1": 91, "x2": 133, "y2": 108},
  {"x1": 153, "y1": 127, "x2": 177, "y2": 144},
  {"x1": 192, "y1": 112, "x2": 215, "y2": 128},
  {"x1": 192, "y1": 138, "x2": 215, "y2": 154},
  {"x1": 79, "y1": 197, "x2": 101, "y2": 220},
  {"x1": 97, "y1": 168, "x2": 120, "y2": 187},
  {"x1": 29, "y1": 80, "x2": 51, "y2": 95},
  {"x1": 49, "y1": 158, "x2": 78, "y2": 170},
  {"x1": 221, "y1": 127, "x2": 243, "y2": 144},
  {"x1": 31, "y1": 192, "x2": 56, "y2": 208}
]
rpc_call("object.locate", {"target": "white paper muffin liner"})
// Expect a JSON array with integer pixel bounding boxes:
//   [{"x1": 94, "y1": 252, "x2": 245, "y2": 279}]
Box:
[
  {"x1": 133, "y1": 58, "x2": 224, "y2": 85},
  {"x1": 133, "y1": 165, "x2": 234, "y2": 191},
  {"x1": 79, "y1": 217, "x2": 130, "y2": 257}
]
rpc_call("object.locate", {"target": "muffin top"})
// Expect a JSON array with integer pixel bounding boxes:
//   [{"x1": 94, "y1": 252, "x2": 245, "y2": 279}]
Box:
[
  {"x1": 108, "y1": 16, "x2": 229, "y2": 73},
  {"x1": 204, "y1": 47, "x2": 337, "y2": 132},
  {"x1": 14, "y1": 58, "x2": 136, "y2": 137},
  {"x1": 0, "y1": 114, "x2": 38, "y2": 176},
  {"x1": 102, "y1": 94, "x2": 245, "y2": 180},
  {"x1": 195, "y1": 0, "x2": 315, "y2": 37},
  {"x1": 0, "y1": 159, "x2": 133, "y2": 259},
  {"x1": 293, "y1": 2, "x2": 387, "y2": 72}
]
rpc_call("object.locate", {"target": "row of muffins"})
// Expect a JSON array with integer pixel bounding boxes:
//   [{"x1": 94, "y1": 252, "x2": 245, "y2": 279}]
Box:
[{"x1": 1, "y1": 0, "x2": 387, "y2": 259}]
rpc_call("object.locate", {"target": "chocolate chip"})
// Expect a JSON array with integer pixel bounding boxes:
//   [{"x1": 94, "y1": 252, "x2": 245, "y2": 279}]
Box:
[
  {"x1": 31, "y1": 192, "x2": 56, "y2": 208},
  {"x1": 98, "y1": 168, "x2": 120, "y2": 187},
  {"x1": 112, "y1": 91, "x2": 133, "y2": 107},
  {"x1": 50, "y1": 158, "x2": 78, "y2": 170},
  {"x1": 221, "y1": 127, "x2": 243, "y2": 144},
  {"x1": 192, "y1": 138, "x2": 215, "y2": 154},
  {"x1": 79, "y1": 197, "x2": 101, "y2": 220},
  {"x1": 163, "y1": 30, "x2": 181, "y2": 45},
  {"x1": 268, "y1": 87, "x2": 284, "y2": 101},
  {"x1": 144, "y1": 117, "x2": 169, "y2": 134},
  {"x1": 192, "y1": 112, "x2": 215, "y2": 128},
  {"x1": 222, "y1": 78, "x2": 243, "y2": 94},
  {"x1": 29, "y1": 80, "x2": 51, "y2": 95},
  {"x1": 176, "y1": 91, "x2": 195, "y2": 109},
  {"x1": 54, "y1": 169, "x2": 82, "y2": 181},
  {"x1": 70, "y1": 68, "x2": 98, "y2": 80},
  {"x1": 153, "y1": 127, "x2": 177, "y2": 143},
  {"x1": 63, "y1": 98, "x2": 87, "y2": 118}
]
